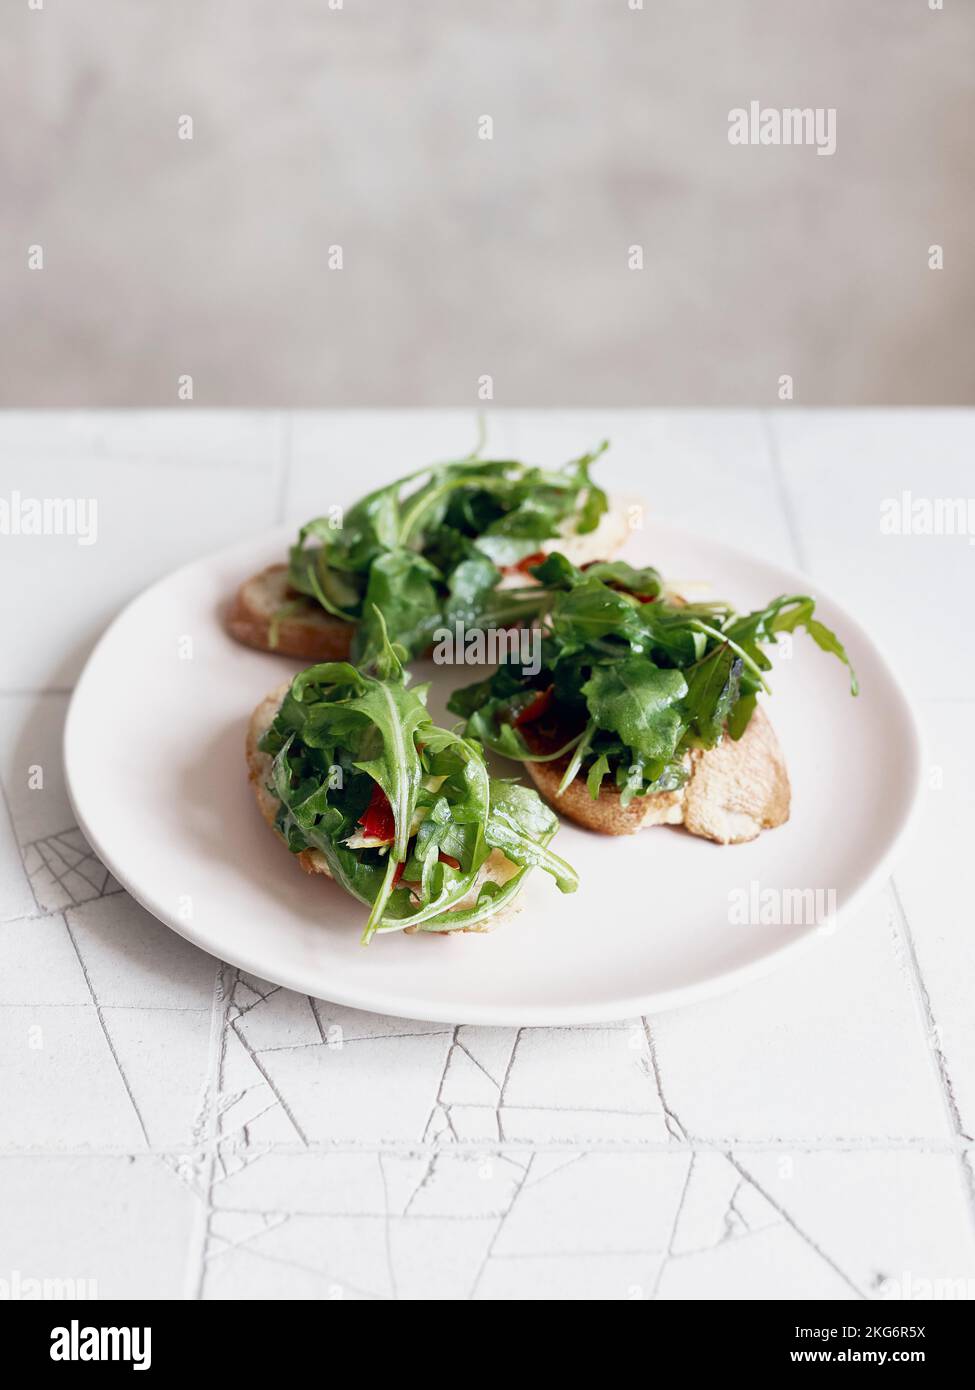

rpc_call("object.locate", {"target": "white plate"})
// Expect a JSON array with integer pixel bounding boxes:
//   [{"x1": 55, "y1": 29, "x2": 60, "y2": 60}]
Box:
[{"x1": 64, "y1": 522, "x2": 923, "y2": 1025}]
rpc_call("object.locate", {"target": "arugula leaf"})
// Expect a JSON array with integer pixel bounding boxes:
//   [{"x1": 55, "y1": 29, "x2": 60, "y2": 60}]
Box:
[
  {"x1": 450, "y1": 554, "x2": 857, "y2": 803},
  {"x1": 353, "y1": 550, "x2": 443, "y2": 663},
  {"x1": 556, "y1": 719, "x2": 598, "y2": 795},
  {"x1": 727, "y1": 691, "x2": 757, "y2": 742},
  {"x1": 560, "y1": 442, "x2": 610, "y2": 534},
  {"x1": 473, "y1": 534, "x2": 549, "y2": 569},
  {"x1": 682, "y1": 647, "x2": 743, "y2": 748},
  {"x1": 258, "y1": 626, "x2": 575, "y2": 943},
  {"x1": 284, "y1": 445, "x2": 612, "y2": 655},
  {"x1": 550, "y1": 578, "x2": 646, "y2": 654},
  {"x1": 586, "y1": 752, "x2": 611, "y2": 800},
  {"x1": 346, "y1": 682, "x2": 427, "y2": 864},
  {"x1": 580, "y1": 560, "x2": 662, "y2": 598},
  {"x1": 581, "y1": 660, "x2": 688, "y2": 765},
  {"x1": 442, "y1": 552, "x2": 504, "y2": 628},
  {"x1": 723, "y1": 595, "x2": 857, "y2": 694},
  {"x1": 483, "y1": 782, "x2": 579, "y2": 893}
]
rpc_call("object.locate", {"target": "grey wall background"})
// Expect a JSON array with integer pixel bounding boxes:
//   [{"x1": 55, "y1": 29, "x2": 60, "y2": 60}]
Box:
[{"x1": 1, "y1": 0, "x2": 972, "y2": 407}]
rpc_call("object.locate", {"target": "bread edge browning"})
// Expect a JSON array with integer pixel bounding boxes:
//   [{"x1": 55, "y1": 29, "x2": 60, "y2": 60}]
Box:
[
  {"x1": 526, "y1": 704, "x2": 791, "y2": 845},
  {"x1": 229, "y1": 502, "x2": 632, "y2": 660},
  {"x1": 228, "y1": 564, "x2": 355, "y2": 662}
]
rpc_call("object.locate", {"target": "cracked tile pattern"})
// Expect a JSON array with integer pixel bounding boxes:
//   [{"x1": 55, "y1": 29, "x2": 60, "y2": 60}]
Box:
[
  {"x1": 1, "y1": 411, "x2": 974, "y2": 1300},
  {"x1": 23, "y1": 828, "x2": 125, "y2": 911}
]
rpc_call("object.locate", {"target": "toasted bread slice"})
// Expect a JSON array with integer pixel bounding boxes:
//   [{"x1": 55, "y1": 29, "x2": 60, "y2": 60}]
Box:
[
  {"x1": 247, "y1": 684, "x2": 522, "y2": 933},
  {"x1": 230, "y1": 505, "x2": 631, "y2": 658},
  {"x1": 228, "y1": 564, "x2": 355, "y2": 662},
  {"x1": 526, "y1": 704, "x2": 790, "y2": 845}
]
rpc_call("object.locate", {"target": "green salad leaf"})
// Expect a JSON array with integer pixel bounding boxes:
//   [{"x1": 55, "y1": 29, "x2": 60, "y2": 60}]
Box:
[
  {"x1": 258, "y1": 614, "x2": 576, "y2": 944},
  {"x1": 581, "y1": 661, "x2": 688, "y2": 765},
  {"x1": 449, "y1": 556, "x2": 857, "y2": 806},
  {"x1": 284, "y1": 442, "x2": 612, "y2": 658}
]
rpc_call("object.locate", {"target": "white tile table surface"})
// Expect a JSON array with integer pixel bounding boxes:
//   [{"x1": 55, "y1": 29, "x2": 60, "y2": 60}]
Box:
[{"x1": 0, "y1": 409, "x2": 972, "y2": 1301}]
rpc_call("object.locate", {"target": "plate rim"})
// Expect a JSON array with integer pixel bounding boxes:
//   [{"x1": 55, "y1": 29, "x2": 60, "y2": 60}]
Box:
[{"x1": 63, "y1": 519, "x2": 927, "y2": 1025}]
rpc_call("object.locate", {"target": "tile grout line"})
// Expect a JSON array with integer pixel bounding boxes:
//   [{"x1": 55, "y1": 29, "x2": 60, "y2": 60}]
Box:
[
  {"x1": 888, "y1": 879, "x2": 970, "y2": 1138},
  {"x1": 377, "y1": 1154, "x2": 398, "y2": 1300},
  {"x1": 230, "y1": 1013, "x2": 310, "y2": 1145},
  {"x1": 3, "y1": 1136, "x2": 972, "y2": 1160},
  {"x1": 760, "y1": 411, "x2": 808, "y2": 573},
  {"x1": 729, "y1": 1153, "x2": 867, "y2": 1299},
  {"x1": 888, "y1": 875, "x2": 975, "y2": 1233},
  {"x1": 184, "y1": 961, "x2": 234, "y2": 1300},
  {"x1": 0, "y1": 775, "x2": 36, "y2": 915},
  {"x1": 0, "y1": 1004, "x2": 211, "y2": 1012},
  {"x1": 495, "y1": 1027, "x2": 523, "y2": 1144},
  {"x1": 642, "y1": 1016, "x2": 687, "y2": 1141},
  {"x1": 203, "y1": 1237, "x2": 382, "y2": 1301},
  {"x1": 61, "y1": 914, "x2": 151, "y2": 1147},
  {"x1": 425, "y1": 1025, "x2": 460, "y2": 1142},
  {"x1": 650, "y1": 1151, "x2": 694, "y2": 1298},
  {"x1": 274, "y1": 412, "x2": 293, "y2": 524},
  {"x1": 468, "y1": 1151, "x2": 534, "y2": 1299}
]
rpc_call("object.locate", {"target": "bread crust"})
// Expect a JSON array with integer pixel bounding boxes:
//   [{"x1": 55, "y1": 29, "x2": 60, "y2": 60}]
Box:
[
  {"x1": 526, "y1": 704, "x2": 790, "y2": 845},
  {"x1": 228, "y1": 564, "x2": 355, "y2": 662}
]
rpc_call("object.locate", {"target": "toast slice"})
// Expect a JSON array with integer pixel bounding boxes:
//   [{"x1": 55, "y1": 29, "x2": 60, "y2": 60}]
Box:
[
  {"x1": 247, "y1": 685, "x2": 522, "y2": 933},
  {"x1": 229, "y1": 506, "x2": 632, "y2": 660},
  {"x1": 228, "y1": 564, "x2": 355, "y2": 662},
  {"x1": 526, "y1": 704, "x2": 791, "y2": 845}
]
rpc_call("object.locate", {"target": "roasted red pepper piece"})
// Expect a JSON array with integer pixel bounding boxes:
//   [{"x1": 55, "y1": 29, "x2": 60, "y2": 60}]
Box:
[
  {"x1": 514, "y1": 685, "x2": 555, "y2": 727},
  {"x1": 358, "y1": 782, "x2": 395, "y2": 842},
  {"x1": 503, "y1": 550, "x2": 548, "y2": 577},
  {"x1": 516, "y1": 550, "x2": 548, "y2": 574}
]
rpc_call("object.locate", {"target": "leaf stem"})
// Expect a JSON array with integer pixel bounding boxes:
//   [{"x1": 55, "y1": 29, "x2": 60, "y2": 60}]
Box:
[
  {"x1": 556, "y1": 718, "x2": 598, "y2": 795},
  {"x1": 687, "y1": 620, "x2": 772, "y2": 694},
  {"x1": 361, "y1": 850, "x2": 401, "y2": 946}
]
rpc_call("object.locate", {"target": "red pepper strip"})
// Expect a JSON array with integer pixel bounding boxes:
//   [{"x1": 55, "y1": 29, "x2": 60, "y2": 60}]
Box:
[
  {"x1": 514, "y1": 684, "x2": 555, "y2": 727},
  {"x1": 502, "y1": 550, "x2": 548, "y2": 577},
  {"x1": 358, "y1": 782, "x2": 395, "y2": 842},
  {"x1": 364, "y1": 789, "x2": 462, "y2": 884},
  {"x1": 516, "y1": 550, "x2": 548, "y2": 574}
]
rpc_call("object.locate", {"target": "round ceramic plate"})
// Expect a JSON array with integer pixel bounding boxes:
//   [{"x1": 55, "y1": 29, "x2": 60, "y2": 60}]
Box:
[{"x1": 64, "y1": 522, "x2": 922, "y2": 1025}]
